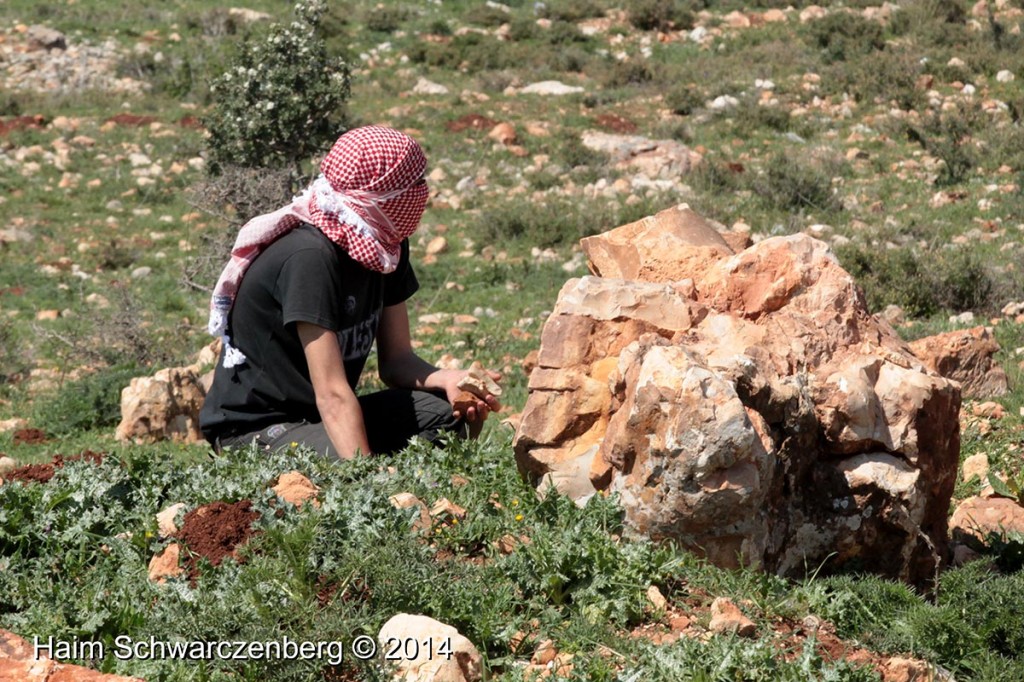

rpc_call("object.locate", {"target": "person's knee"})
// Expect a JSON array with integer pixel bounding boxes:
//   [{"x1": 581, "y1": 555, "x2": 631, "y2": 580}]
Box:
[{"x1": 414, "y1": 390, "x2": 465, "y2": 438}]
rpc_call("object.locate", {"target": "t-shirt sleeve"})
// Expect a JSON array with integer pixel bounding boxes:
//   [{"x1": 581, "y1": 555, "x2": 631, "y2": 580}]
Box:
[
  {"x1": 276, "y1": 247, "x2": 343, "y2": 331},
  {"x1": 383, "y1": 239, "x2": 420, "y2": 307}
]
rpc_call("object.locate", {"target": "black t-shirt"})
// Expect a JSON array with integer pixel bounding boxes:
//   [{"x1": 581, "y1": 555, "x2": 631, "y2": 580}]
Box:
[{"x1": 199, "y1": 223, "x2": 419, "y2": 441}]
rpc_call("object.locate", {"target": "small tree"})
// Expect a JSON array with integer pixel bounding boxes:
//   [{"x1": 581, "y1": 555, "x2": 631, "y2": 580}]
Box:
[{"x1": 203, "y1": 0, "x2": 351, "y2": 175}]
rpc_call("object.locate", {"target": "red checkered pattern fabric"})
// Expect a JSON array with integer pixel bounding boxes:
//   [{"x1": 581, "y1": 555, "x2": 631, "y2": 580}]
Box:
[
  {"x1": 207, "y1": 126, "x2": 428, "y2": 367},
  {"x1": 312, "y1": 125, "x2": 428, "y2": 270}
]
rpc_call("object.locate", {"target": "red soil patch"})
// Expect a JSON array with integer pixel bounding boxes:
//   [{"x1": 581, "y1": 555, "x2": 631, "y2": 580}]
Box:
[
  {"x1": 594, "y1": 113, "x2": 638, "y2": 133},
  {"x1": 12, "y1": 428, "x2": 48, "y2": 445},
  {"x1": 0, "y1": 287, "x2": 26, "y2": 297},
  {"x1": 177, "y1": 115, "x2": 204, "y2": 130},
  {"x1": 175, "y1": 500, "x2": 260, "y2": 581},
  {"x1": 446, "y1": 114, "x2": 498, "y2": 133},
  {"x1": 105, "y1": 113, "x2": 158, "y2": 127},
  {"x1": 6, "y1": 451, "x2": 105, "y2": 484},
  {"x1": 0, "y1": 115, "x2": 46, "y2": 136}
]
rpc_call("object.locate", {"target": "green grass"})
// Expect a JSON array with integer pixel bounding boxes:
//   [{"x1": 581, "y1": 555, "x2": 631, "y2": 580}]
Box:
[{"x1": 3, "y1": 0, "x2": 1024, "y2": 678}]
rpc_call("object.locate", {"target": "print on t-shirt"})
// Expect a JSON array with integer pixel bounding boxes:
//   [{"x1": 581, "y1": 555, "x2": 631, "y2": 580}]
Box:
[{"x1": 339, "y1": 308, "x2": 381, "y2": 361}]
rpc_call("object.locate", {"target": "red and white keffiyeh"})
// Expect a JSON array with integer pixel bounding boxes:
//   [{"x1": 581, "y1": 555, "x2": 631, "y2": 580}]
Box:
[{"x1": 208, "y1": 125, "x2": 429, "y2": 367}]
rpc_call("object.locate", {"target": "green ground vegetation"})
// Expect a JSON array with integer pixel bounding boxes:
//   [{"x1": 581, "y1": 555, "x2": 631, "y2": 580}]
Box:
[{"x1": 2, "y1": 0, "x2": 1024, "y2": 679}]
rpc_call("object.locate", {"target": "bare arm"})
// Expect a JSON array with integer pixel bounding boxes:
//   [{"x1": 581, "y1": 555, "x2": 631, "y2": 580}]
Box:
[
  {"x1": 296, "y1": 321, "x2": 371, "y2": 459},
  {"x1": 377, "y1": 302, "x2": 501, "y2": 424}
]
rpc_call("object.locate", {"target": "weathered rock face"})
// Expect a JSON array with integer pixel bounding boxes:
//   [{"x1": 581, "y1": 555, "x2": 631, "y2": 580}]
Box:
[
  {"x1": 514, "y1": 205, "x2": 961, "y2": 584},
  {"x1": 115, "y1": 367, "x2": 207, "y2": 444},
  {"x1": 114, "y1": 341, "x2": 219, "y2": 444},
  {"x1": 908, "y1": 326, "x2": 1009, "y2": 398}
]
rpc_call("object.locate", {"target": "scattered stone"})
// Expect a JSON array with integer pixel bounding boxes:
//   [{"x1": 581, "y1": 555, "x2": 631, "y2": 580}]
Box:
[
  {"x1": 580, "y1": 133, "x2": 700, "y2": 179},
  {"x1": 0, "y1": 418, "x2": 27, "y2": 434},
  {"x1": 972, "y1": 401, "x2": 1005, "y2": 419},
  {"x1": 0, "y1": 228, "x2": 34, "y2": 244},
  {"x1": 390, "y1": 492, "x2": 432, "y2": 531},
  {"x1": 709, "y1": 597, "x2": 756, "y2": 637},
  {"x1": 879, "y1": 304, "x2": 906, "y2": 327},
  {"x1": 950, "y1": 496, "x2": 1024, "y2": 548},
  {"x1": 0, "y1": 628, "x2": 143, "y2": 681},
  {"x1": 0, "y1": 456, "x2": 16, "y2": 476},
  {"x1": 799, "y1": 5, "x2": 828, "y2": 22},
  {"x1": 272, "y1": 471, "x2": 321, "y2": 508},
  {"x1": 646, "y1": 585, "x2": 668, "y2": 612},
  {"x1": 710, "y1": 95, "x2": 740, "y2": 110},
  {"x1": 456, "y1": 361, "x2": 503, "y2": 398},
  {"x1": 35, "y1": 310, "x2": 60, "y2": 321},
  {"x1": 426, "y1": 236, "x2": 449, "y2": 256},
  {"x1": 531, "y1": 639, "x2": 558, "y2": 665},
  {"x1": 131, "y1": 266, "x2": 152, "y2": 279},
  {"x1": 227, "y1": 7, "x2": 273, "y2": 23},
  {"x1": 996, "y1": 69, "x2": 1015, "y2": 83},
  {"x1": 26, "y1": 25, "x2": 66, "y2": 51},
  {"x1": 880, "y1": 657, "x2": 935, "y2": 682},
  {"x1": 519, "y1": 80, "x2": 585, "y2": 96},
  {"x1": 148, "y1": 542, "x2": 184, "y2": 583},
  {"x1": 115, "y1": 365, "x2": 208, "y2": 444},
  {"x1": 446, "y1": 114, "x2": 498, "y2": 132},
  {"x1": 377, "y1": 614, "x2": 482, "y2": 682},
  {"x1": 488, "y1": 122, "x2": 517, "y2": 146},
  {"x1": 156, "y1": 502, "x2": 187, "y2": 536},
  {"x1": 909, "y1": 326, "x2": 1009, "y2": 398},
  {"x1": 413, "y1": 77, "x2": 449, "y2": 95},
  {"x1": 949, "y1": 311, "x2": 975, "y2": 325},
  {"x1": 430, "y1": 497, "x2": 467, "y2": 520},
  {"x1": 962, "y1": 454, "x2": 990, "y2": 483}
]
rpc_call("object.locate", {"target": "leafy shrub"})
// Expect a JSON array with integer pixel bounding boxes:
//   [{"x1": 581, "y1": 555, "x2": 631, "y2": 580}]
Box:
[
  {"x1": 546, "y1": 19, "x2": 590, "y2": 44},
  {"x1": 751, "y1": 151, "x2": 844, "y2": 213},
  {"x1": 537, "y1": 0, "x2": 608, "y2": 22},
  {"x1": 626, "y1": 0, "x2": 696, "y2": 31},
  {"x1": 665, "y1": 83, "x2": 703, "y2": 116},
  {"x1": 463, "y1": 4, "x2": 511, "y2": 28},
  {"x1": 906, "y1": 101, "x2": 982, "y2": 185},
  {"x1": 555, "y1": 131, "x2": 609, "y2": 170},
  {"x1": 806, "y1": 12, "x2": 885, "y2": 63},
  {"x1": 363, "y1": 4, "x2": 411, "y2": 32},
  {"x1": 828, "y1": 48, "x2": 924, "y2": 110},
  {"x1": 601, "y1": 58, "x2": 658, "y2": 88},
  {"x1": 31, "y1": 364, "x2": 141, "y2": 436},
  {"x1": 836, "y1": 244, "x2": 995, "y2": 316},
  {"x1": 203, "y1": 0, "x2": 351, "y2": 173}
]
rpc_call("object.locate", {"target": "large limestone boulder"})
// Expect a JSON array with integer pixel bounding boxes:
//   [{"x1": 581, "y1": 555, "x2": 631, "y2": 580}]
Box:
[
  {"x1": 114, "y1": 341, "x2": 219, "y2": 444},
  {"x1": 514, "y1": 205, "x2": 961, "y2": 584},
  {"x1": 115, "y1": 367, "x2": 206, "y2": 444},
  {"x1": 908, "y1": 326, "x2": 1009, "y2": 398}
]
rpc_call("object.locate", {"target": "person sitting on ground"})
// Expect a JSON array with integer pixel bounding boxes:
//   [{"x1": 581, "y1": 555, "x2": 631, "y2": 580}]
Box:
[{"x1": 199, "y1": 125, "x2": 501, "y2": 459}]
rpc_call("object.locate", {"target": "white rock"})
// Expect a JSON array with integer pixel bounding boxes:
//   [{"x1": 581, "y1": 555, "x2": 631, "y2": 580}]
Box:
[
  {"x1": 377, "y1": 614, "x2": 482, "y2": 682},
  {"x1": 949, "y1": 311, "x2": 976, "y2": 325},
  {"x1": 709, "y1": 95, "x2": 739, "y2": 110},
  {"x1": 412, "y1": 77, "x2": 449, "y2": 95},
  {"x1": 131, "y1": 266, "x2": 152, "y2": 279},
  {"x1": 520, "y1": 80, "x2": 584, "y2": 96},
  {"x1": 996, "y1": 70, "x2": 1015, "y2": 83}
]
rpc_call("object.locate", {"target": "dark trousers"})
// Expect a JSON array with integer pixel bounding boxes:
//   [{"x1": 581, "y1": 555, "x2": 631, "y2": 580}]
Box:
[{"x1": 216, "y1": 389, "x2": 465, "y2": 458}]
